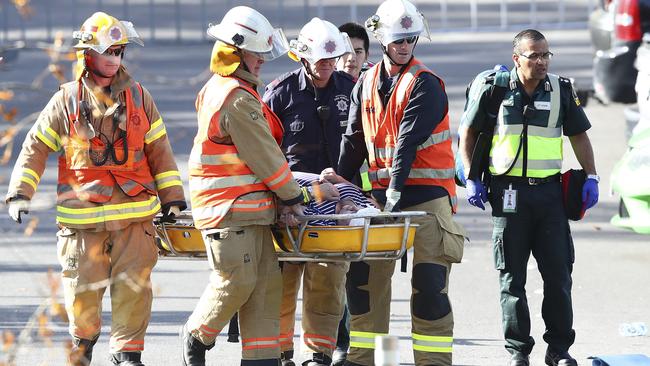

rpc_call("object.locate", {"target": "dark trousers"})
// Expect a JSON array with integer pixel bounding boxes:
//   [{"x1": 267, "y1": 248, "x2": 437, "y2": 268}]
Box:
[
  {"x1": 336, "y1": 303, "x2": 350, "y2": 350},
  {"x1": 489, "y1": 179, "x2": 576, "y2": 356}
]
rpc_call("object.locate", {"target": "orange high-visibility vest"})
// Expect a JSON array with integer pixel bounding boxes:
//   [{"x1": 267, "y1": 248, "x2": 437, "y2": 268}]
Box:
[
  {"x1": 58, "y1": 80, "x2": 156, "y2": 203},
  {"x1": 189, "y1": 74, "x2": 285, "y2": 229},
  {"x1": 360, "y1": 58, "x2": 457, "y2": 210}
]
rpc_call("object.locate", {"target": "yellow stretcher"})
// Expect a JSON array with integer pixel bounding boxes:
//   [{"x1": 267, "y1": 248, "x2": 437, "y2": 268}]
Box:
[{"x1": 154, "y1": 211, "x2": 426, "y2": 262}]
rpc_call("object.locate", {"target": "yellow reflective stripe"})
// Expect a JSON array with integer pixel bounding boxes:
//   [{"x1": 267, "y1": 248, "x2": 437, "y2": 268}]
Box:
[
  {"x1": 154, "y1": 170, "x2": 183, "y2": 190},
  {"x1": 144, "y1": 118, "x2": 166, "y2": 144},
  {"x1": 349, "y1": 331, "x2": 387, "y2": 349},
  {"x1": 36, "y1": 126, "x2": 62, "y2": 151},
  {"x1": 56, "y1": 196, "x2": 160, "y2": 224},
  {"x1": 20, "y1": 177, "x2": 38, "y2": 190},
  {"x1": 412, "y1": 333, "x2": 453, "y2": 353},
  {"x1": 154, "y1": 171, "x2": 180, "y2": 180},
  {"x1": 20, "y1": 168, "x2": 41, "y2": 189}
]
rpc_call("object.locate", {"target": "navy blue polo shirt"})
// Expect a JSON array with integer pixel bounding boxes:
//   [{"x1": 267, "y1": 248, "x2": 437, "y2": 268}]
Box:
[{"x1": 263, "y1": 68, "x2": 355, "y2": 174}]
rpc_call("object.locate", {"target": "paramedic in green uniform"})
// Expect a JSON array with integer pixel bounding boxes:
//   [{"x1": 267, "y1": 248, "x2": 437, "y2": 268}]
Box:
[{"x1": 458, "y1": 29, "x2": 599, "y2": 366}]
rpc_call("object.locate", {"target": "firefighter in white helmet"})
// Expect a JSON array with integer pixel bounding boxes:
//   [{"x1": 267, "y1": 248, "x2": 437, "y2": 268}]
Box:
[
  {"x1": 262, "y1": 17, "x2": 356, "y2": 366},
  {"x1": 336, "y1": 0, "x2": 468, "y2": 365},
  {"x1": 6, "y1": 11, "x2": 186, "y2": 366},
  {"x1": 180, "y1": 7, "x2": 337, "y2": 366}
]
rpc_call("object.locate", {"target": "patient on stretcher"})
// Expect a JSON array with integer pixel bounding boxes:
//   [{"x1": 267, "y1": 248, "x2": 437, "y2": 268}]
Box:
[{"x1": 278, "y1": 171, "x2": 379, "y2": 226}]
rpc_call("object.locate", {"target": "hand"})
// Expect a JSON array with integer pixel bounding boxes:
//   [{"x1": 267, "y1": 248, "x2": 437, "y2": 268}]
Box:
[
  {"x1": 312, "y1": 182, "x2": 340, "y2": 202},
  {"x1": 582, "y1": 178, "x2": 599, "y2": 210},
  {"x1": 466, "y1": 179, "x2": 487, "y2": 210},
  {"x1": 280, "y1": 204, "x2": 304, "y2": 227},
  {"x1": 161, "y1": 205, "x2": 182, "y2": 223},
  {"x1": 383, "y1": 188, "x2": 401, "y2": 213},
  {"x1": 319, "y1": 168, "x2": 343, "y2": 184},
  {"x1": 8, "y1": 199, "x2": 30, "y2": 224}
]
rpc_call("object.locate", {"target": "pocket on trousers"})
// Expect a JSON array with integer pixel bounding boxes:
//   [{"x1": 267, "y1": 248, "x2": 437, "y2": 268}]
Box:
[
  {"x1": 202, "y1": 229, "x2": 246, "y2": 273},
  {"x1": 434, "y1": 214, "x2": 467, "y2": 263},
  {"x1": 491, "y1": 217, "x2": 506, "y2": 270},
  {"x1": 56, "y1": 227, "x2": 79, "y2": 275}
]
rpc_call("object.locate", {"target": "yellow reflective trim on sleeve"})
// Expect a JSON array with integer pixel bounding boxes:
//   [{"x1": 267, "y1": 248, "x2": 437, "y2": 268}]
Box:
[
  {"x1": 36, "y1": 131, "x2": 59, "y2": 151},
  {"x1": 154, "y1": 170, "x2": 181, "y2": 180},
  {"x1": 20, "y1": 176, "x2": 38, "y2": 190},
  {"x1": 157, "y1": 180, "x2": 183, "y2": 190},
  {"x1": 144, "y1": 118, "x2": 166, "y2": 144},
  {"x1": 45, "y1": 126, "x2": 62, "y2": 145},
  {"x1": 24, "y1": 168, "x2": 41, "y2": 182}
]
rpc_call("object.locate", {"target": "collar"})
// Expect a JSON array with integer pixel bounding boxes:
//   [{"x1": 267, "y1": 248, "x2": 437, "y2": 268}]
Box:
[
  {"x1": 512, "y1": 67, "x2": 553, "y2": 93},
  {"x1": 297, "y1": 67, "x2": 341, "y2": 94},
  {"x1": 82, "y1": 65, "x2": 134, "y2": 100},
  {"x1": 232, "y1": 67, "x2": 262, "y2": 90}
]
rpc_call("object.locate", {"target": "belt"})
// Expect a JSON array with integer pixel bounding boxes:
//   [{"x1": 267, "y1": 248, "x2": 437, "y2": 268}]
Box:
[{"x1": 492, "y1": 173, "x2": 560, "y2": 186}]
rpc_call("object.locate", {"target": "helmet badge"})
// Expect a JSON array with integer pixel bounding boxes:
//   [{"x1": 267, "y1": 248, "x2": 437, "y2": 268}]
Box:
[
  {"x1": 109, "y1": 26, "x2": 123, "y2": 41},
  {"x1": 324, "y1": 40, "x2": 337, "y2": 54},
  {"x1": 232, "y1": 33, "x2": 245, "y2": 46},
  {"x1": 400, "y1": 16, "x2": 413, "y2": 30}
]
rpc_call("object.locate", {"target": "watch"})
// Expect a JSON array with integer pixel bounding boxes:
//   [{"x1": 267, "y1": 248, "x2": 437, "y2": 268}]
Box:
[{"x1": 587, "y1": 174, "x2": 600, "y2": 183}]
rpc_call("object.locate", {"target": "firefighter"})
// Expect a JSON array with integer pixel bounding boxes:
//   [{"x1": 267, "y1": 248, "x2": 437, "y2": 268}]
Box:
[
  {"x1": 336, "y1": 0, "x2": 467, "y2": 365},
  {"x1": 179, "y1": 7, "x2": 335, "y2": 366},
  {"x1": 5, "y1": 12, "x2": 186, "y2": 366},
  {"x1": 262, "y1": 18, "x2": 355, "y2": 366}
]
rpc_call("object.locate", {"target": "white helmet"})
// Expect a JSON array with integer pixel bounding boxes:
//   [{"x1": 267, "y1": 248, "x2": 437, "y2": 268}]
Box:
[
  {"x1": 206, "y1": 6, "x2": 289, "y2": 61},
  {"x1": 73, "y1": 12, "x2": 144, "y2": 54},
  {"x1": 289, "y1": 17, "x2": 354, "y2": 65},
  {"x1": 366, "y1": 0, "x2": 431, "y2": 46}
]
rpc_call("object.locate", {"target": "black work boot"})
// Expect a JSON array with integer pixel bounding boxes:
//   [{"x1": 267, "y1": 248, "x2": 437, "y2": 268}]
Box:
[
  {"x1": 281, "y1": 350, "x2": 296, "y2": 366},
  {"x1": 181, "y1": 325, "x2": 214, "y2": 366},
  {"x1": 69, "y1": 336, "x2": 99, "y2": 366},
  {"x1": 509, "y1": 352, "x2": 530, "y2": 366},
  {"x1": 302, "y1": 353, "x2": 332, "y2": 366},
  {"x1": 545, "y1": 348, "x2": 578, "y2": 366},
  {"x1": 110, "y1": 351, "x2": 145, "y2": 366},
  {"x1": 331, "y1": 347, "x2": 347, "y2": 366}
]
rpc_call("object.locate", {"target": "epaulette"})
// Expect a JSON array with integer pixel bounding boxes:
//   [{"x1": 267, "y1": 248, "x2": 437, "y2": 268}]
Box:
[
  {"x1": 559, "y1": 76, "x2": 582, "y2": 106},
  {"x1": 267, "y1": 70, "x2": 296, "y2": 90}
]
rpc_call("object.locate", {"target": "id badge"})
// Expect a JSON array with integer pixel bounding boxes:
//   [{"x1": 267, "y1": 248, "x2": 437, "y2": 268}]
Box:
[{"x1": 503, "y1": 184, "x2": 517, "y2": 213}]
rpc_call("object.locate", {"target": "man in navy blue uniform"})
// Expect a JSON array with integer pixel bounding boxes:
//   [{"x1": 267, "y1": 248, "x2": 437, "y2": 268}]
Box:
[{"x1": 263, "y1": 17, "x2": 356, "y2": 366}]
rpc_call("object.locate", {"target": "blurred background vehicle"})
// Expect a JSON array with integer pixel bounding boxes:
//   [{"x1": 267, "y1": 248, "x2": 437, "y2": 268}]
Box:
[{"x1": 589, "y1": 0, "x2": 650, "y2": 104}]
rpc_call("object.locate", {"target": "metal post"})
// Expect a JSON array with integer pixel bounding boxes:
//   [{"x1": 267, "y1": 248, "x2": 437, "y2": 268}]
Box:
[
  {"x1": 440, "y1": 0, "x2": 448, "y2": 31},
  {"x1": 304, "y1": 0, "x2": 309, "y2": 23},
  {"x1": 201, "y1": 0, "x2": 206, "y2": 42},
  {"x1": 71, "y1": 0, "x2": 77, "y2": 34},
  {"x1": 19, "y1": 8, "x2": 25, "y2": 42},
  {"x1": 530, "y1": 0, "x2": 537, "y2": 27},
  {"x1": 2, "y1": 0, "x2": 8, "y2": 42},
  {"x1": 45, "y1": 0, "x2": 52, "y2": 41},
  {"x1": 350, "y1": 0, "x2": 358, "y2": 22},
  {"x1": 470, "y1": 0, "x2": 478, "y2": 31},
  {"x1": 175, "y1": 0, "x2": 181, "y2": 42},
  {"x1": 558, "y1": 0, "x2": 566, "y2": 28},
  {"x1": 500, "y1": 0, "x2": 508, "y2": 30},
  {"x1": 123, "y1": 0, "x2": 129, "y2": 20},
  {"x1": 374, "y1": 335, "x2": 399, "y2": 366},
  {"x1": 98, "y1": 0, "x2": 103, "y2": 10},
  {"x1": 149, "y1": 0, "x2": 155, "y2": 41},
  {"x1": 317, "y1": 0, "x2": 324, "y2": 19}
]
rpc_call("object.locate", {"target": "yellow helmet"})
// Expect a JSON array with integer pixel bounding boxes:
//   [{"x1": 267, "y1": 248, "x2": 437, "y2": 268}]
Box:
[{"x1": 73, "y1": 12, "x2": 143, "y2": 54}]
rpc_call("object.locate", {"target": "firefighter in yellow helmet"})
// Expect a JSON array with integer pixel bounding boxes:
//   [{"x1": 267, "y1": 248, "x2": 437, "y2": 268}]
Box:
[{"x1": 6, "y1": 12, "x2": 186, "y2": 366}]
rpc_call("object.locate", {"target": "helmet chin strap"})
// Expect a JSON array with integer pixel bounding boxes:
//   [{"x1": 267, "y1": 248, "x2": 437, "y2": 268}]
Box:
[
  {"x1": 301, "y1": 59, "x2": 325, "y2": 84},
  {"x1": 380, "y1": 38, "x2": 419, "y2": 66}
]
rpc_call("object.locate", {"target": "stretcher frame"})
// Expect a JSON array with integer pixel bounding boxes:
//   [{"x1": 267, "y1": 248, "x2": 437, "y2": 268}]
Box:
[{"x1": 154, "y1": 211, "x2": 426, "y2": 262}]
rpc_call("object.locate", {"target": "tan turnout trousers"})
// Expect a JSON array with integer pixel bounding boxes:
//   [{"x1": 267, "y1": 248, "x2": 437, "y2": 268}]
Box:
[
  {"x1": 186, "y1": 225, "x2": 283, "y2": 361},
  {"x1": 56, "y1": 221, "x2": 158, "y2": 353},
  {"x1": 279, "y1": 261, "x2": 348, "y2": 359}
]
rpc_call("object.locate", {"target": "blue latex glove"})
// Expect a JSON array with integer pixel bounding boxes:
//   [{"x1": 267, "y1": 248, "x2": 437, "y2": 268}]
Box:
[
  {"x1": 493, "y1": 64, "x2": 509, "y2": 72},
  {"x1": 582, "y1": 178, "x2": 599, "y2": 210},
  {"x1": 466, "y1": 179, "x2": 488, "y2": 210}
]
